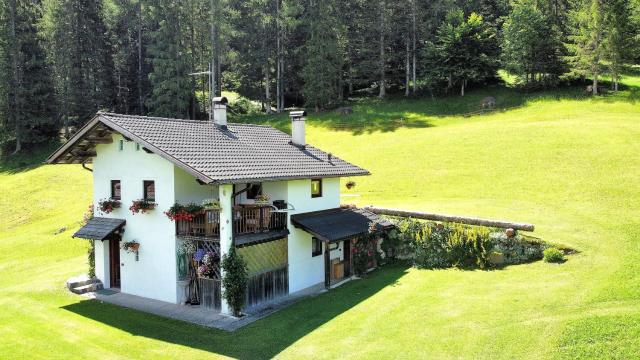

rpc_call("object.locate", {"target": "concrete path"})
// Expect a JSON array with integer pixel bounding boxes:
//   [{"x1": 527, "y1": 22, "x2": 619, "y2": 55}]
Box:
[{"x1": 86, "y1": 283, "x2": 326, "y2": 332}]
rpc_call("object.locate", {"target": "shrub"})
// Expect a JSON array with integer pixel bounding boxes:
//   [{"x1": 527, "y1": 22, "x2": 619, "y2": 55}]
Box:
[
  {"x1": 221, "y1": 246, "x2": 248, "y2": 317},
  {"x1": 385, "y1": 217, "x2": 555, "y2": 269},
  {"x1": 543, "y1": 247, "x2": 565, "y2": 263},
  {"x1": 489, "y1": 232, "x2": 546, "y2": 265}
]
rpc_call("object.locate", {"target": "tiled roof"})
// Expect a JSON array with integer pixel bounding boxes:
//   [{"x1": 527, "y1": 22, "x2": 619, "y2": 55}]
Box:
[
  {"x1": 290, "y1": 208, "x2": 394, "y2": 243},
  {"x1": 73, "y1": 217, "x2": 126, "y2": 240},
  {"x1": 48, "y1": 112, "x2": 369, "y2": 184}
]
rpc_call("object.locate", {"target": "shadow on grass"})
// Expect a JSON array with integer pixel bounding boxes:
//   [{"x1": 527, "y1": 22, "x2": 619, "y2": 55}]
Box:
[
  {"x1": 232, "y1": 82, "x2": 637, "y2": 136},
  {"x1": 0, "y1": 140, "x2": 61, "y2": 174},
  {"x1": 61, "y1": 265, "x2": 409, "y2": 359}
]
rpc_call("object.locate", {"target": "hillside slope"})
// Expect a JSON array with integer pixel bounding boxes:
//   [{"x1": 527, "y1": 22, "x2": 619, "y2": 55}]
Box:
[{"x1": 1, "y1": 82, "x2": 639, "y2": 359}]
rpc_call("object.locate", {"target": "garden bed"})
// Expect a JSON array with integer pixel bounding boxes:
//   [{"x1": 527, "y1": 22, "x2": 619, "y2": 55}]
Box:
[{"x1": 380, "y1": 217, "x2": 573, "y2": 269}]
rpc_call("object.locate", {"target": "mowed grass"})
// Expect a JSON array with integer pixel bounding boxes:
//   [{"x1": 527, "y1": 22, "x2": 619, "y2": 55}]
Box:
[{"x1": 1, "y1": 76, "x2": 640, "y2": 359}]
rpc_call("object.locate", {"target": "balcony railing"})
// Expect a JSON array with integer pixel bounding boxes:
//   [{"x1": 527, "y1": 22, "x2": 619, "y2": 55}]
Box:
[{"x1": 176, "y1": 206, "x2": 287, "y2": 238}]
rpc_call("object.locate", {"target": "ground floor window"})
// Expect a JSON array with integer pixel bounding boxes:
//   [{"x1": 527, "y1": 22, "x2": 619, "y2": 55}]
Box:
[{"x1": 312, "y1": 237, "x2": 322, "y2": 257}]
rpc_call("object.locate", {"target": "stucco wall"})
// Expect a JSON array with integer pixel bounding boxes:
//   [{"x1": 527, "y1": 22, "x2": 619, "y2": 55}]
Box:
[
  {"x1": 93, "y1": 134, "x2": 178, "y2": 303},
  {"x1": 174, "y1": 167, "x2": 217, "y2": 204},
  {"x1": 286, "y1": 177, "x2": 341, "y2": 292}
]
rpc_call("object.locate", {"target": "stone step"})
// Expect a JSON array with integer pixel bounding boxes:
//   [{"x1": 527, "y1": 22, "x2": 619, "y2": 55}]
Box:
[
  {"x1": 71, "y1": 282, "x2": 104, "y2": 295},
  {"x1": 66, "y1": 275, "x2": 99, "y2": 290}
]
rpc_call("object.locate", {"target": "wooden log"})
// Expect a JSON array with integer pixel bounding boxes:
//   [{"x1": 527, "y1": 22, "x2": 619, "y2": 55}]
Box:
[{"x1": 364, "y1": 206, "x2": 535, "y2": 232}]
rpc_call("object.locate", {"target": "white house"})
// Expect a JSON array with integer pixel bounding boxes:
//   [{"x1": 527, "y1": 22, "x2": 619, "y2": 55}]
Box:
[{"x1": 47, "y1": 98, "x2": 392, "y2": 314}]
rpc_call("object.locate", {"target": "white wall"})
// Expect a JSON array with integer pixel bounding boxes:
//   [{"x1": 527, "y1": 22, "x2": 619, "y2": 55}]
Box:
[
  {"x1": 286, "y1": 177, "x2": 341, "y2": 292},
  {"x1": 174, "y1": 167, "x2": 217, "y2": 204},
  {"x1": 94, "y1": 239, "x2": 109, "y2": 288},
  {"x1": 93, "y1": 135, "x2": 178, "y2": 303}
]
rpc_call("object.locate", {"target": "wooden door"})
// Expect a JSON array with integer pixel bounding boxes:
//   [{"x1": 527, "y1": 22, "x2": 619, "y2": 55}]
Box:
[
  {"x1": 109, "y1": 238, "x2": 121, "y2": 288},
  {"x1": 343, "y1": 239, "x2": 351, "y2": 277}
]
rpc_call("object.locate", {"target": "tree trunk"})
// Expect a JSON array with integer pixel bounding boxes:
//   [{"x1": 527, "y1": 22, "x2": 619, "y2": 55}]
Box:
[
  {"x1": 276, "y1": 0, "x2": 282, "y2": 113},
  {"x1": 378, "y1": 0, "x2": 385, "y2": 99},
  {"x1": 593, "y1": 72, "x2": 598, "y2": 95},
  {"x1": 138, "y1": 0, "x2": 144, "y2": 114},
  {"x1": 461, "y1": 80, "x2": 465, "y2": 97},
  {"x1": 9, "y1": 0, "x2": 21, "y2": 154},
  {"x1": 210, "y1": 0, "x2": 217, "y2": 98},
  {"x1": 411, "y1": 0, "x2": 417, "y2": 94},
  {"x1": 265, "y1": 66, "x2": 272, "y2": 114},
  {"x1": 405, "y1": 37, "x2": 410, "y2": 97}
]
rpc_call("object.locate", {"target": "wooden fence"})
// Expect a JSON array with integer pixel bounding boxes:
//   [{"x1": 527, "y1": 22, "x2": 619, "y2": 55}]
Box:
[{"x1": 245, "y1": 265, "x2": 289, "y2": 308}]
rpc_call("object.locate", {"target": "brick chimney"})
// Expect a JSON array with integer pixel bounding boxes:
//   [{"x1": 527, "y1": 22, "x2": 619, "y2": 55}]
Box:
[{"x1": 290, "y1": 110, "x2": 307, "y2": 148}]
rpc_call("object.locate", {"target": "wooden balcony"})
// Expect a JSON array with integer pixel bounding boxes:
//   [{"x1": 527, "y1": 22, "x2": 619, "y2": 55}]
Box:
[{"x1": 176, "y1": 206, "x2": 287, "y2": 239}]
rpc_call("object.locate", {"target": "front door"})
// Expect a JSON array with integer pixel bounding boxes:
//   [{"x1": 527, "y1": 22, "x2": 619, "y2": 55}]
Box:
[
  {"x1": 108, "y1": 238, "x2": 121, "y2": 288},
  {"x1": 343, "y1": 239, "x2": 351, "y2": 277}
]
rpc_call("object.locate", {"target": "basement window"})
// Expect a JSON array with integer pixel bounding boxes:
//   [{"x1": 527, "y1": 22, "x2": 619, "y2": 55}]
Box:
[
  {"x1": 311, "y1": 179, "x2": 322, "y2": 198},
  {"x1": 111, "y1": 180, "x2": 121, "y2": 200},
  {"x1": 143, "y1": 180, "x2": 155, "y2": 201},
  {"x1": 312, "y1": 237, "x2": 322, "y2": 257}
]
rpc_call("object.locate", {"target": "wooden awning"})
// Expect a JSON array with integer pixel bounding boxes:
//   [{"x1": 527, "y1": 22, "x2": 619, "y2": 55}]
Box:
[
  {"x1": 290, "y1": 207, "x2": 393, "y2": 243},
  {"x1": 73, "y1": 217, "x2": 126, "y2": 240}
]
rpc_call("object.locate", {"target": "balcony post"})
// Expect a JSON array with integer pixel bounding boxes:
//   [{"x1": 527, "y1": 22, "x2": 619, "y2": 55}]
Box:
[{"x1": 218, "y1": 183, "x2": 233, "y2": 315}]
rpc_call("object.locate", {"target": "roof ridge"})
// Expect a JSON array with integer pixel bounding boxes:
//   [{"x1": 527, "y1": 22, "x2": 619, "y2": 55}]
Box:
[{"x1": 98, "y1": 112, "x2": 272, "y2": 128}]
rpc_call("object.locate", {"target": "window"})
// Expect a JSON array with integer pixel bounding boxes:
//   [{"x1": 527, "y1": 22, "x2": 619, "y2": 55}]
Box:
[
  {"x1": 135, "y1": 143, "x2": 140, "y2": 151},
  {"x1": 143, "y1": 180, "x2": 155, "y2": 201},
  {"x1": 246, "y1": 183, "x2": 262, "y2": 199},
  {"x1": 311, "y1": 179, "x2": 322, "y2": 198},
  {"x1": 111, "y1": 180, "x2": 121, "y2": 200},
  {"x1": 312, "y1": 237, "x2": 322, "y2": 257},
  {"x1": 118, "y1": 139, "x2": 124, "y2": 151}
]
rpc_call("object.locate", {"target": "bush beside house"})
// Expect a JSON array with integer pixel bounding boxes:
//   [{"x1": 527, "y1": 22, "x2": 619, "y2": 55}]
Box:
[{"x1": 381, "y1": 217, "x2": 559, "y2": 270}]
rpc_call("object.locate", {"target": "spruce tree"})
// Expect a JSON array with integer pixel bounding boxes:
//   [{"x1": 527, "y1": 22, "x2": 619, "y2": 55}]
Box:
[
  {"x1": 145, "y1": 0, "x2": 192, "y2": 118},
  {"x1": 566, "y1": 0, "x2": 607, "y2": 94},
  {"x1": 41, "y1": 0, "x2": 113, "y2": 134},
  {"x1": 502, "y1": 0, "x2": 566, "y2": 86},
  {"x1": 0, "y1": 0, "x2": 56, "y2": 152},
  {"x1": 302, "y1": 0, "x2": 342, "y2": 111}
]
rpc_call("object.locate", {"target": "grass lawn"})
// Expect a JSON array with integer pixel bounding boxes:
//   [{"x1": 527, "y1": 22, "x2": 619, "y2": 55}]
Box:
[{"x1": 1, "y1": 75, "x2": 639, "y2": 359}]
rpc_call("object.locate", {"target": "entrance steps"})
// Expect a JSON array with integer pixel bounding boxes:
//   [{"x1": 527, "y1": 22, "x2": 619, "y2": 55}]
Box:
[{"x1": 67, "y1": 275, "x2": 104, "y2": 294}]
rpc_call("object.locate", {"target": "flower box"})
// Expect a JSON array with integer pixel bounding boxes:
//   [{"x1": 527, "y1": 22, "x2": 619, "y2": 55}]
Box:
[
  {"x1": 97, "y1": 198, "x2": 121, "y2": 214},
  {"x1": 130, "y1": 199, "x2": 156, "y2": 214}
]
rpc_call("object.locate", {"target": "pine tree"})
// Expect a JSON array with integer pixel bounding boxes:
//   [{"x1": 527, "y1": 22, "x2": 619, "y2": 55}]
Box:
[
  {"x1": 502, "y1": 0, "x2": 566, "y2": 86},
  {"x1": 566, "y1": 0, "x2": 607, "y2": 94},
  {"x1": 0, "y1": 0, "x2": 56, "y2": 152},
  {"x1": 302, "y1": 0, "x2": 342, "y2": 111},
  {"x1": 603, "y1": 0, "x2": 635, "y2": 91},
  {"x1": 41, "y1": 0, "x2": 113, "y2": 135},
  {"x1": 425, "y1": 9, "x2": 499, "y2": 96},
  {"x1": 145, "y1": 0, "x2": 192, "y2": 118},
  {"x1": 105, "y1": 0, "x2": 150, "y2": 115}
]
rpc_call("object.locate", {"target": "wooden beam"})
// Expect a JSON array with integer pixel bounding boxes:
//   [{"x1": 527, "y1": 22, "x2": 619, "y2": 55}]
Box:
[
  {"x1": 84, "y1": 137, "x2": 113, "y2": 144},
  {"x1": 324, "y1": 240, "x2": 331, "y2": 289},
  {"x1": 364, "y1": 206, "x2": 535, "y2": 232},
  {"x1": 70, "y1": 150, "x2": 97, "y2": 157}
]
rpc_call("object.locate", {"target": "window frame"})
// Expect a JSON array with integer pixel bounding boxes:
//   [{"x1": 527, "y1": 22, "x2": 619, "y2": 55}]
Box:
[
  {"x1": 143, "y1": 180, "x2": 155, "y2": 202},
  {"x1": 110, "y1": 180, "x2": 121, "y2": 200},
  {"x1": 311, "y1": 237, "x2": 323, "y2": 257},
  {"x1": 311, "y1": 178, "x2": 323, "y2": 198}
]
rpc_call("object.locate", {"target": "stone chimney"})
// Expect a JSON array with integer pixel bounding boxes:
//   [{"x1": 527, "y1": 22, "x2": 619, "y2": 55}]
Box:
[
  {"x1": 212, "y1": 96, "x2": 228, "y2": 129},
  {"x1": 289, "y1": 110, "x2": 307, "y2": 148}
]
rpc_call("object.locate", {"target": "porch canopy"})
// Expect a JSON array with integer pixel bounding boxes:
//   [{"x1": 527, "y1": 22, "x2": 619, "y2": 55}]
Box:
[
  {"x1": 290, "y1": 207, "x2": 393, "y2": 243},
  {"x1": 73, "y1": 217, "x2": 126, "y2": 240}
]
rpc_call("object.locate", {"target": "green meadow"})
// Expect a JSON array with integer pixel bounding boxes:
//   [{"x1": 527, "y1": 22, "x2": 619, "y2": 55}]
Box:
[{"x1": 1, "y1": 75, "x2": 639, "y2": 358}]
